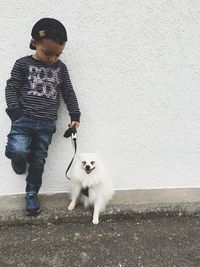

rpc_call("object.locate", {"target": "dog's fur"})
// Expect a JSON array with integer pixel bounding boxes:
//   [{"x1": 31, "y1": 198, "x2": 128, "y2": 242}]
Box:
[{"x1": 68, "y1": 152, "x2": 114, "y2": 224}]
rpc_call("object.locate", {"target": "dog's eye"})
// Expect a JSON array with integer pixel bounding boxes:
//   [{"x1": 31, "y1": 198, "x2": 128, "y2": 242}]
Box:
[
  {"x1": 91, "y1": 161, "x2": 95, "y2": 165},
  {"x1": 82, "y1": 161, "x2": 86, "y2": 166}
]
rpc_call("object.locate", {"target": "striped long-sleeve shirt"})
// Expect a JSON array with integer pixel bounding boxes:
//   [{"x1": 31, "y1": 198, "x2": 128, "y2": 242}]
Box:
[{"x1": 5, "y1": 56, "x2": 81, "y2": 122}]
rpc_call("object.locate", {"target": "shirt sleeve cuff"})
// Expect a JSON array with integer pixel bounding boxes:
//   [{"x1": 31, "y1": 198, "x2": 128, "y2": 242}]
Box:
[{"x1": 69, "y1": 112, "x2": 81, "y2": 122}]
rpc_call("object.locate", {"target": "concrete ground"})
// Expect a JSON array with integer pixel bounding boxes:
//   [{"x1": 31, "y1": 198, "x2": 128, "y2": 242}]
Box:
[
  {"x1": 1, "y1": 191, "x2": 200, "y2": 267},
  {"x1": 1, "y1": 214, "x2": 200, "y2": 267}
]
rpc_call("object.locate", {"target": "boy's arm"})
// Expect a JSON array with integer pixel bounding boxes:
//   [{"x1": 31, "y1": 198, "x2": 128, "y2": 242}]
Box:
[
  {"x1": 5, "y1": 60, "x2": 24, "y2": 121},
  {"x1": 61, "y1": 64, "x2": 81, "y2": 125}
]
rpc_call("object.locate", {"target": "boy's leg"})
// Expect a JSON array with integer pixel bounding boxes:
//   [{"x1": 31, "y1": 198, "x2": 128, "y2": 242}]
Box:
[
  {"x1": 5, "y1": 118, "x2": 31, "y2": 173},
  {"x1": 25, "y1": 120, "x2": 56, "y2": 215}
]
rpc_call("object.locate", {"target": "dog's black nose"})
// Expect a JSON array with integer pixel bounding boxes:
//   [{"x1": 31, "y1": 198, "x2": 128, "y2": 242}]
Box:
[{"x1": 85, "y1": 165, "x2": 90, "y2": 171}]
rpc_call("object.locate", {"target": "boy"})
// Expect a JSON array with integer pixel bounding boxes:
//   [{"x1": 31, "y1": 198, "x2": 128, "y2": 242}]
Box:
[{"x1": 5, "y1": 18, "x2": 81, "y2": 216}]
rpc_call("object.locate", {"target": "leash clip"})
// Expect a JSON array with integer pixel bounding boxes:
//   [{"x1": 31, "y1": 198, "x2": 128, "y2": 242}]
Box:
[{"x1": 71, "y1": 132, "x2": 77, "y2": 141}]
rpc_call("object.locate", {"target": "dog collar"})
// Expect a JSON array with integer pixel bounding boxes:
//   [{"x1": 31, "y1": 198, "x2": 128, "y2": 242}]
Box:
[{"x1": 81, "y1": 187, "x2": 89, "y2": 197}]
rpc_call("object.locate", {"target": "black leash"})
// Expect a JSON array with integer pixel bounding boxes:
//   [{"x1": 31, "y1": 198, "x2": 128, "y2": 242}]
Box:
[
  {"x1": 64, "y1": 128, "x2": 77, "y2": 180},
  {"x1": 64, "y1": 128, "x2": 89, "y2": 197}
]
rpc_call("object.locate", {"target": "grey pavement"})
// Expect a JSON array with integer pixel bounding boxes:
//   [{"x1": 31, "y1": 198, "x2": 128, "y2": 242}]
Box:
[{"x1": 1, "y1": 214, "x2": 200, "y2": 267}]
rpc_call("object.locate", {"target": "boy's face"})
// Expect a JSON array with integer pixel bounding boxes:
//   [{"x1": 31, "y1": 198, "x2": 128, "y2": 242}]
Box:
[{"x1": 32, "y1": 38, "x2": 66, "y2": 65}]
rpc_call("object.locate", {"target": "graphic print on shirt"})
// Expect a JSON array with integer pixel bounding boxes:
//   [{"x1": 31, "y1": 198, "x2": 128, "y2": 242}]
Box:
[{"x1": 28, "y1": 66, "x2": 60, "y2": 99}]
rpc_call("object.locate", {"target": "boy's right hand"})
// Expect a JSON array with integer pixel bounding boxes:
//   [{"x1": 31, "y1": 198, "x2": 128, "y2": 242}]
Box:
[{"x1": 68, "y1": 121, "x2": 80, "y2": 129}]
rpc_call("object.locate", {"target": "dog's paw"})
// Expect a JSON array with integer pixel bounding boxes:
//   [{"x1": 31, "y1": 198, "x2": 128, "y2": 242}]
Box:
[
  {"x1": 68, "y1": 202, "x2": 75, "y2": 211},
  {"x1": 92, "y1": 218, "x2": 99, "y2": 224}
]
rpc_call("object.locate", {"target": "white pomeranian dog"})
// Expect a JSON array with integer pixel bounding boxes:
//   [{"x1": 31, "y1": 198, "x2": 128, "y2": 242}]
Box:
[{"x1": 67, "y1": 152, "x2": 114, "y2": 224}]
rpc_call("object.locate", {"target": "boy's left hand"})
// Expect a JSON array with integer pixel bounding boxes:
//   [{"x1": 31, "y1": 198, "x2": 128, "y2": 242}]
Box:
[{"x1": 68, "y1": 121, "x2": 80, "y2": 129}]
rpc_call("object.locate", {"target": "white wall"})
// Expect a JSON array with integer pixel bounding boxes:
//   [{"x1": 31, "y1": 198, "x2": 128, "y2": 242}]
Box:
[{"x1": 1, "y1": 0, "x2": 200, "y2": 195}]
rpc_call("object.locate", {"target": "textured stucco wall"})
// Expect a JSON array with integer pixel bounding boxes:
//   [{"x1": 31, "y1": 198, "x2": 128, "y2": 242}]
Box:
[{"x1": 1, "y1": 0, "x2": 200, "y2": 195}]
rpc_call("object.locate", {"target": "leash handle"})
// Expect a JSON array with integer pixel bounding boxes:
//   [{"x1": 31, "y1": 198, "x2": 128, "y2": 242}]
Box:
[{"x1": 64, "y1": 127, "x2": 77, "y2": 138}]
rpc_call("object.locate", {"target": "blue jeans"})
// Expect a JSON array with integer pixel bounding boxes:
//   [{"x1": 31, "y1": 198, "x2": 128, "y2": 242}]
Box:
[{"x1": 5, "y1": 115, "x2": 56, "y2": 193}]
